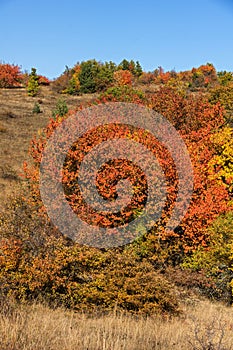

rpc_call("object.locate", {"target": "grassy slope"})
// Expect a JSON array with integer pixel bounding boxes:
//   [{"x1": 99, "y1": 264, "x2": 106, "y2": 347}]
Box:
[{"x1": 0, "y1": 86, "x2": 97, "y2": 207}]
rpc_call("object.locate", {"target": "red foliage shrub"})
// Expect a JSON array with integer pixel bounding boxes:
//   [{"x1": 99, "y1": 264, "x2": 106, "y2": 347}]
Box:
[
  {"x1": 38, "y1": 75, "x2": 50, "y2": 85},
  {"x1": 0, "y1": 63, "x2": 23, "y2": 88}
]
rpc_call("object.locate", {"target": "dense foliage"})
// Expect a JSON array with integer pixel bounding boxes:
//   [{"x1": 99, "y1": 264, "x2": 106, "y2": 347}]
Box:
[
  {"x1": 0, "y1": 63, "x2": 23, "y2": 88},
  {"x1": 51, "y1": 59, "x2": 143, "y2": 94},
  {"x1": 0, "y1": 60, "x2": 233, "y2": 314}
]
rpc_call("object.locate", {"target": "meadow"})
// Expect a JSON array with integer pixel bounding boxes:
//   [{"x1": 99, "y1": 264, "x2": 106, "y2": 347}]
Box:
[{"x1": 1, "y1": 298, "x2": 233, "y2": 350}]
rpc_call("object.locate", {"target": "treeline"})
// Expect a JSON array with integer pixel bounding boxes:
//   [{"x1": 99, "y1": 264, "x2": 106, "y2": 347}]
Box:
[
  {"x1": 1, "y1": 59, "x2": 233, "y2": 95},
  {"x1": 1, "y1": 60, "x2": 233, "y2": 123}
]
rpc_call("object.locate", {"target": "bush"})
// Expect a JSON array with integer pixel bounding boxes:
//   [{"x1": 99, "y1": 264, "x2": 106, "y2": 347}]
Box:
[
  {"x1": 181, "y1": 212, "x2": 233, "y2": 303},
  {"x1": 98, "y1": 85, "x2": 146, "y2": 104},
  {"x1": 38, "y1": 75, "x2": 50, "y2": 86},
  {"x1": 32, "y1": 102, "x2": 42, "y2": 114},
  {"x1": 139, "y1": 72, "x2": 155, "y2": 84},
  {"x1": 0, "y1": 63, "x2": 23, "y2": 88},
  {"x1": 51, "y1": 67, "x2": 73, "y2": 94},
  {"x1": 52, "y1": 98, "x2": 68, "y2": 118},
  {"x1": 0, "y1": 195, "x2": 179, "y2": 315}
]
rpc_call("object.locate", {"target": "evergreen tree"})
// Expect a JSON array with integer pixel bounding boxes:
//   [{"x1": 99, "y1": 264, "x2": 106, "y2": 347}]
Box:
[
  {"x1": 27, "y1": 68, "x2": 39, "y2": 97},
  {"x1": 135, "y1": 61, "x2": 143, "y2": 76},
  {"x1": 79, "y1": 59, "x2": 99, "y2": 93},
  {"x1": 119, "y1": 59, "x2": 130, "y2": 71}
]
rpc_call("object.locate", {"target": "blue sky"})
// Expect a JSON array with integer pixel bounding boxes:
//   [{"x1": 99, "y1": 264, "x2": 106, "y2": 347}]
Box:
[{"x1": 0, "y1": 0, "x2": 233, "y2": 79}]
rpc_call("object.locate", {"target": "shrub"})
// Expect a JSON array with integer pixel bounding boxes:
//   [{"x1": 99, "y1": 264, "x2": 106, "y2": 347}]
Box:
[
  {"x1": 182, "y1": 212, "x2": 233, "y2": 303},
  {"x1": 38, "y1": 75, "x2": 50, "y2": 85},
  {"x1": 0, "y1": 63, "x2": 23, "y2": 88},
  {"x1": 23, "y1": 85, "x2": 232, "y2": 257},
  {"x1": 52, "y1": 98, "x2": 68, "y2": 118},
  {"x1": 98, "y1": 85, "x2": 146, "y2": 104},
  {"x1": 208, "y1": 126, "x2": 233, "y2": 195},
  {"x1": 217, "y1": 70, "x2": 233, "y2": 86},
  {"x1": 139, "y1": 72, "x2": 155, "y2": 84},
  {"x1": 51, "y1": 66, "x2": 73, "y2": 94},
  {"x1": 32, "y1": 102, "x2": 42, "y2": 114},
  {"x1": 0, "y1": 195, "x2": 179, "y2": 315}
]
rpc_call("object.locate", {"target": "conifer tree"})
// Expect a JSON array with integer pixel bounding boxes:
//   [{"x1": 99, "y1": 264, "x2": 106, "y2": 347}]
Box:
[{"x1": 27, "y1": 67, "x2": 39, "y2": 96}]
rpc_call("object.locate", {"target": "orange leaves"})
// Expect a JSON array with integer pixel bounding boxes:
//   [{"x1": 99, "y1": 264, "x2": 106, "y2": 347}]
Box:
[
  {"x1": 0, "y1": 63, "x2": 23, "y2": 88},
  {"x1": 149, "y1": 86, "x2": 224, "y2": 135},
  {"x1": 113, "y1": 69, "x2": 133, "y2": 86},
  {"x1": 38, "y1": 75, "x2": 50, "y2": 85},
  {"x1": 147, "y1": 86, "x2": 231, "y2": 250},
  {"x1": 21, "y1": 82, "x2": 232, "y2": 254},
  {"x1": 0, "y1": 238, "x2": 22, "y2": 270}
]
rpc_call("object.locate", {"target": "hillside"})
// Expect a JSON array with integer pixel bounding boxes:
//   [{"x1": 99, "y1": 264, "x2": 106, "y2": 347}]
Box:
[
  {"x1": 0, "y1": 86, "x2": 98, "y2": 206},
  {"x1": 0, "y1": 62, "x2": 233, "y2": 350}
]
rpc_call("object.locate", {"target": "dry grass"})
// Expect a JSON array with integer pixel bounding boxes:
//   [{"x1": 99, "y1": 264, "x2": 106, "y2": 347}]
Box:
[
  {"x1": 0, "y1": 86, "x2": 97, "y2": 206},
  {"x1": 0, "y1": 299, "x2": 233, "y2": 350}
]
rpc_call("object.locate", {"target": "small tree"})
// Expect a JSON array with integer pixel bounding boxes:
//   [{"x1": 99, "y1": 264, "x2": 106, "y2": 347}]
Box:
[
  {"x1": 27, "y1": 68, "x2": 39, "y2": 96},
  {"x1": 52, "y1": 98, "x2": 68, "y2": 118}
]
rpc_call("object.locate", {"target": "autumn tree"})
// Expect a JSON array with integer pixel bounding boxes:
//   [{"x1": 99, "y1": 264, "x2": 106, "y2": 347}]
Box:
[
  {"x1": 51, "y1": 66, "x2": 73, "y2": 93},
  {"x1": 148, "y1": 86, "x2": 232, "y2": 251},
  {"x1": 189, "y1": 63, "x2": 218, "y2": 90},
  {"x1": 0, "y1": 63, "x2": 23, "y2": 88},
  {"x1": 208, "y1": 126, "x2": 233, "y2": 195},
  {"x1": 118, "y1": 59, "x2": 143, "y2": 77},
  {"x1": 113, "y1": 69, "x2": 133, "y2": 86}
]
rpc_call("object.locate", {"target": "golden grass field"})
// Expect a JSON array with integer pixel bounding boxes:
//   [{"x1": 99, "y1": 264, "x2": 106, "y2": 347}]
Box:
[
  {"x1": 1, "y1": 298, "x2": 233, "y2": 350},
  {"x1": 0, "y1": 86, "x2": 96, "y2": 206}
]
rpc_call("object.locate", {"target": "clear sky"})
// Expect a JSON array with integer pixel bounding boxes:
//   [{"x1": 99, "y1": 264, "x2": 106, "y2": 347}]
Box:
[{"x1": 0, "y1": 0, "x2": 233, "y2": 79}]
